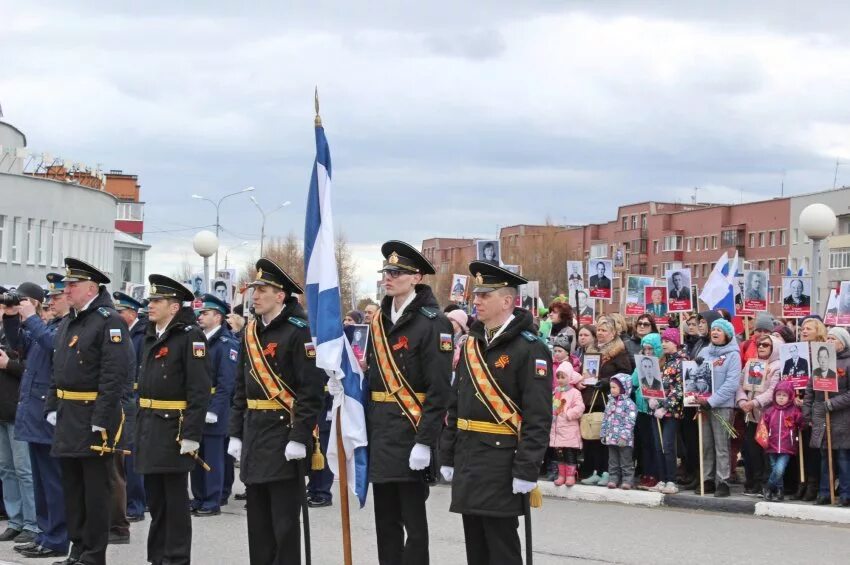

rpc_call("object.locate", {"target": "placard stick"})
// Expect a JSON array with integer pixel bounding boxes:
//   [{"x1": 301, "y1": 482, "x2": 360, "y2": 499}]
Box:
[
  {"x1": 798, "y1": 437, "x2": 806, "y2": 484},
  {"x1": 336, "y1": 410, "x2": 353, "y2": 565},
  {"x1": 698, "y1": 410, "x2": 705, "y2": 496},
  {"x1": 656, "y1": 418, "x2": 665, "y2": 454},
  {"x1": 744, "y1": 316, "x2": 750, "y2": 341},
  {"x1": 825, "y1": 391, "x2": 836, "y2": 505}
]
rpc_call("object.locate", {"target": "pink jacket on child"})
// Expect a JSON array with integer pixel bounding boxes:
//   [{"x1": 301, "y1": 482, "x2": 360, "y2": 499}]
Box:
[{"x1": 549, "y1": 385, "x2": 585, "y2": 449}]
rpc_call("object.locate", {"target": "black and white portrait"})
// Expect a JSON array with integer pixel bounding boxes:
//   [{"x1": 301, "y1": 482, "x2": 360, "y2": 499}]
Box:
[{"x1": 477, "y1": 240, "x2": 501, "y2": 266}]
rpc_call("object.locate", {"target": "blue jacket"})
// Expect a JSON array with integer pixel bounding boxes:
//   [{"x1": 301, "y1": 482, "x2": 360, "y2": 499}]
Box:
[
  {"x1": 129, "y1": 318, "x2": 148, "y2": 379},
  {"x1": 3, "y1": 314, "x2": 62, "y2": 444},
  {"x1": 119, "y1": 317, "x2": 148, "y2": 449},
  {"x1": 703, "y1": 340, "x2": 742, "y2": 409},
  {"x1": 205, "y1": 326, "x2": 239, "y2": 436}
]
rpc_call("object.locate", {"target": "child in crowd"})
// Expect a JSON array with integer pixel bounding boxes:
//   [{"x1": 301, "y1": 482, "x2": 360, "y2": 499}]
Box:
[
  {"x1": 550, "y1": 368, "x2": 585, "y2": 486},
  {"x1": 761, "y1": 380, "x2": 804, "y2": 501},
  {"x1": 600, "y1": 373, "x2": 637, "y2": 489},
  {"x1": 551, "y1": 336, "x2": 571, "y2": 381}
]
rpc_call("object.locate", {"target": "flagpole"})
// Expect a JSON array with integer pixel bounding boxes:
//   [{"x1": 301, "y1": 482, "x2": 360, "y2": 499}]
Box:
[{"x1": 336, "y1": 408, "x2": 354, "y2": 565}]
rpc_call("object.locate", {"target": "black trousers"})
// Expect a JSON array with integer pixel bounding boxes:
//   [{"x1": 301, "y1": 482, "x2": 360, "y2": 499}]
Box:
[
  {"x1": 145, "y1": 473, "x2": 191, "y2": 565},
  {"x1": 680, "y1": 408, "x2": 700, "y2": 476},
  {"x1": 60, "y1": 455, "x2": 113, "y2": 565},
  {"x1": 580, "y1": 440, "x2": 608, "y2": 478},
  {"x1": 246, "y1": 479, "x2": 303, "y2": 565},
  {"x1": 743, "y1": 421, "x2": 768, "y2": 489},
  {"x1": 373, "y1": 481, "x2": 429, "y2": 565},
  {"x1": 554, "y1": 448, "x2": 579, "y2": 465},
  {"x1": 461, "y1": 514, "x2": 521, "y2": 565}
]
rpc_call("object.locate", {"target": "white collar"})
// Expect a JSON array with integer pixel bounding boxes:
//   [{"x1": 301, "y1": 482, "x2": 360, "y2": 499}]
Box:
[
  {"x1": 391, "y1": 291, "x2": 416, "y2": 324},
  {"x1": 204, "y1": 325, "x2": 221, "y2": 341},
  {"x1": 129, "y1": 318, "x2": 138, "y2": 332},
  {"x1": 80, "y1": 294, "x2": 98, "y2": 313},
  {"x1": 486, "y1": 314, "x2": 515, "y2": 345},
  {"x1": 262, "y1": 306, "x2": 284, "y2": 327}
]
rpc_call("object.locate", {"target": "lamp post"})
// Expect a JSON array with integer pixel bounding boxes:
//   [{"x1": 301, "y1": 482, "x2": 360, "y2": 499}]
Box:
[
  {"x1": 193, "y1": 230, "x2": 219, "y2": 295},
  {"x1": 224, "y1": 241, "x2": 250, "y2": 270},
  {"x1": 249, "y1": 196, "x2": 291, "y2": 256},
  {"x1": 799, "y1": 203, "x2": 837, "y2": 314},
  {"x1": 191, "y1": 186, "x2": 255, "y2": 274}
]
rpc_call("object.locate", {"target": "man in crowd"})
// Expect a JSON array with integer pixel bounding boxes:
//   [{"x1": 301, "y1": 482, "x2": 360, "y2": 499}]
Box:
[
  {"x1": 440, "y1": 261, "x2": 551, "y2": 565},
  {"x1": 576, "y1": 290, "x2": 594, "y2": 319},
  {"x1": 646, "y1": 288, "x2": 667, "y2": 317},
  {"x1": 782, "y1": 344, "x2": 809, "y2": 379},
  {"x1": 746, "y1": 272, "x2": 766, "y2": 301},
  {"x1": 191, "y1": 293, "x2": 238, "y2": 517},
  {"x1": 46, "y1": 258, "x2": 131, "y2": 565},
  {"x1": 668, "y1": 272, "x2": 690, "y2": 301},
  {"x1": 783, "y1": 279, "x2": 810, "y2": 307},
  {"x1": 228, "y1": 259, "x2": 324, "y2": 564},
  {"x1": 134, "y1": 275, "x2": 211, "y2": 564},
  {"x1": 589, "y1": 261, "x2": 611, "y2": 290}
]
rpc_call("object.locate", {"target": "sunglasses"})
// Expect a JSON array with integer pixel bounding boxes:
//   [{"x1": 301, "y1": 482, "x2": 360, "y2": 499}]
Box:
[
  {"x1": 757, "y1": 342, "x2": 772, "y2": 348},
  {"x1": 637, "y1": 321, "x2": 652, "y2": 327},
  {"x1": 381, "y1": 270, "x2": 409, "y2": 280}
]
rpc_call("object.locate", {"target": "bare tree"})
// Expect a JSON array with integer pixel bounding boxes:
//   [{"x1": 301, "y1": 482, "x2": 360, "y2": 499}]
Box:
[{"x1": 170, "y1": 252, "x2": 194, "y2": 283}]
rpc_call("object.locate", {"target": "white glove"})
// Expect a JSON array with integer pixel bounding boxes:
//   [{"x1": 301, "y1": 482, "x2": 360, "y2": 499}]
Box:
[
  {"x1": 92, "y1": 425, "x2": 106, "y2": 433},
  {"x1": 654, "y1": 407, "x2": 668, "y2": 419},
  {"x1": 227, "y1": 437, "x2": 242, "y2": 460},
  {"x1": 284, "y1": 441, "x2": 307, "y2": 461},
  {"x1": 327, "y1": 378, "x2": 344, "y2": 397},
  {"x1": 180, "y1": 439, "x2": 200, "y2": 454},
  {"x1": 46, "y1": 411, "x2": 57, "y2": 426},
  {"x1": 512, "y1": 478, "x2": 537, "y2": 494},
  {"x1": 408, "y1": 443, "x2": 431, "y2": 471},
  {"x1": 205, "y1": 412, "x2": 218, "y2": 424},
  {"x1": 648, "y1": 398, "x2": 659, "y2": 410},
  {"x1": 440, "y1": 466, "x2": 454, "y2": 482}
]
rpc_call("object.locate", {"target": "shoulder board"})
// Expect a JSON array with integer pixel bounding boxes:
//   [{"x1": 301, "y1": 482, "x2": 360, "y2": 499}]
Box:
[
  {"x1": 288, "y1": 316, "x2": 308, "y2": 329},
  {"x1": 97, "y1": 307, "x2": 111, "y2": 318},
  {"x1": 521, "y1": 330, "x2": 537, "y2": 343},
  {"x1": 184, "y1": 325, "x2": 196, "y2": 333},
  {"x1": 419, "y1": 307, "x2": 438, "y2": 319},
  {"x1": 219, "y1": 336, "x2": 229, "y2": 343}
]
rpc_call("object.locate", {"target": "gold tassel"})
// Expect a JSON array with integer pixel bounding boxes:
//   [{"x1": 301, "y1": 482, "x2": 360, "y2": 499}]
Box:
[
  {"x1": 529, "y1": 485, "x2": 543, "y2": 509},
  {"x1": 311, "y1": 426, "x2": 325, "y2": 471}
]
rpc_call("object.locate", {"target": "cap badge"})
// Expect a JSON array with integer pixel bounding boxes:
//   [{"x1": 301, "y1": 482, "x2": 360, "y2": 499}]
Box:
[
  {"x1": 150, "y1": 285, "x2": 158, "y2": 295},
  {"x1": 388, "y1": 252, "x2": 399, "y2": 265},
  {"x1": 475, "y1": 273, "x2": 484, "y2": 285},
  {"x1": 257, "y1": 268, "x2": 264, "y2": 280}
]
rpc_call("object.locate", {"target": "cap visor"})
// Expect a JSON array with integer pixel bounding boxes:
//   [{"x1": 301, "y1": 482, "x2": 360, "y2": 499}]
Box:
[{"x1": 470, "y1": 286, "x2": 498, "y2": 294}]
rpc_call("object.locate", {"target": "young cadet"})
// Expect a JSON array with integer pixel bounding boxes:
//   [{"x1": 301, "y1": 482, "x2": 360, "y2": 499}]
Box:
[
  {"x1": 190, "y1": 293, "x2": 238, "y2": 517},
  {"x1": 227, "y1": 259, "x2": 324, "y2": 564},
  {"x1": 134, "y1": 275, "x2": 211, "y2": 565},
  {"x1": 441, "y1": 261, "x2": 552, "y2": 565}
]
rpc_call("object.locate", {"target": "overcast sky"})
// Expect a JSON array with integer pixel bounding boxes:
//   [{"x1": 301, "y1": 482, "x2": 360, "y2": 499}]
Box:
[{"x1": 5, "y1": 1, "x2": 850, "y2": 296}]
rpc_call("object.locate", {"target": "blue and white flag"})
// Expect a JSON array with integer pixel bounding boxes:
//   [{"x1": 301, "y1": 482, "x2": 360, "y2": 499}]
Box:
[
  {"x1": 304, "y1": 119, "x2": 369, "y2": 507},
  {"x1": 699, "y1": 251, "x2": 738, "y2": 314}
]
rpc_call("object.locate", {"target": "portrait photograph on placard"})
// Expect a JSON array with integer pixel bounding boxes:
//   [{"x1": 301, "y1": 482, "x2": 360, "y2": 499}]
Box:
[
  {"x1": 521, "y1": 281, "x2": 540, "y2": 316},
  {"x1": 780, "y1": 342, "x2": 811, "y2": 389},
  {"x1": 683, "y1": 360, "x2": 713, "y2": 407},
  {"x1": 665, "y1": 268, "x2": 693, "y2": 313},
  {"x1": 587, "y1": 259, "x2": 613, "y2": 301},
  {"x1": 567, "y1": 261, "x2": 584, "y2": 306},
  {"x1": 503, "y1": 264, "x2": 521, "y2": 274},
  {"x1": 583, "y1": 354, "x2": 601, "y2": 386},
  {"x1": 349, "y1": 324, "x2": 370, "y2": 363},
  {"x1": 743, "y1": 359, "x2": 768, "y2": 393},
  {"x1": 837, "y1": 281, "x2": 850, "y2": 326},
  {"x1": 644, "y1": 286, "x2": 668, "y2": 318},
  {"x1": 735, "y1": 273, "x2": 754, "y2": 316},
  {"x1": 635, "y1": 354, "x2": 665, "y2": 399},
  {"x1": 811, "y1": 342, "x2": 838, "y2": 393},
  {"x1": 449, "y1": 274, "x2": 468, "y2": 303},
  {"x1": 476, "y1": 239, "x2": 501, "y2": 266},
  {"x1": 825, "y1": 288, "x2": 839, "y2": 326},
  {"x1": 742, "y1": 270, "x2": 769, "y2": 312},
  {"x1": 613, "y1": 246, "x2": 626, "y2": 269},
  {"x1": 625, "y1": 275, "x2": 654, "y2": 316},
  {"x1": 781, "y1": 276, "x2": 812, "y2": 318},
  {"x1": 576, "y1": 290, "x2": 595, "y2": 325}
]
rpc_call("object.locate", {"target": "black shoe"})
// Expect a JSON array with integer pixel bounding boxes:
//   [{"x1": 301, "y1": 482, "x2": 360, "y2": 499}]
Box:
[
  {"x1": 108, "y1": 532, "x2": 130, "y2": 545},
  {"x1": 18, "y1": 544, "x2": 66, "y2": 558},
  {"x1": 220, "y1": 498, "x2": 229, "y2": 506},
  {"x1": 234, "y1": 492, "x2": 247, "y2": 501},
  {"x1": 52, "y1": 558, "x2": 79, "y2": 565},
  {"x1": 193, "y1": 508, "x2": 221, "y2": 517},
  {"x1": 13, "y1": 530, "x2": 38, "y2": 544},
  {"x1": 714, "y1": 482, "x2": 730, "y2": 498},
  {"x1": 681, "y1": 477, "x2": 699, "y2": 490},
  {"x1": 127, "y1": 514, "x2": 145, "y2": 523},
  {"x1": 774, "y1": 488, "x2": 784, "y2": 502},
  {"x1": 14, "y1": 541, "x2": 39, "y2": 553},
  {"x1": 762, "y1": 486, "x2": 773, "y2": 501},
  {"x1": 307, "y1": 498, "x2": 332, "y2": 508},
  {"x1": 701, "y1": 481, "x2": 716, "y2": 495},
  {"x1": 803, "y1": 481, "x2": 819, "y2": 502},
  {"x1": 815, "y1": 496, "x2": 831, "y2": 505},
  {"x1": 841, "y1": 498, "x2": 850, "y2": 507},
  {"x1": 0, "y1": 527, "x2": 22, "y2": 541}
]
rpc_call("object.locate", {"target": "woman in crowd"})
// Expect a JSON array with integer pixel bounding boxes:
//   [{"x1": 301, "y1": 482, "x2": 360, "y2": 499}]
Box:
[
  {"x1": 735, "y1": 334, "x2": 782, "y2": 495},
  {"x1": 797, "y1": 317, "x2": 827, "y2": 500},
  {"x1": 575, "y1": 324, "x2": 597, "y2": 367},
  {"x1": 445, "y1": 309, "x2": 469, "y2": 373},
  {"x1": 631, "y1": 332, "x2": 663, "y2": 490},
  {"x1": 625, "y1": 313, "x2": 658, "y2": 356},
  {"x1": 343, "y1": 310, "x2": 363, "y2": 326},
  {"x1": 548, "y1": 301, "x2": 577, "y2": 353},
  {"x1": 651, "y1": 328, "x2": 686, "y2": 494},
  {"x1": 579, "y1": 316, "x2": 633, "y2": 485}
]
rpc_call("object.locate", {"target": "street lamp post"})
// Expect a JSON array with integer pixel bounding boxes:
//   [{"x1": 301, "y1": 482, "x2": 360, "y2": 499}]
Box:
[
  {"x1": 191, "y1": 186, "x2": 255, "y2": 274},
  {"x1": 224, "y1": 241, "x2": 250, "y2": 270},
  {"x1": 249, "y1": 196, "x2": 291, "y2": 256},
  {"x1": 193, "y1": 230, "x2": 219, "y2": 294},
  {"x1": 799, "y1": 203, "x2": 838, "y2": 314}
]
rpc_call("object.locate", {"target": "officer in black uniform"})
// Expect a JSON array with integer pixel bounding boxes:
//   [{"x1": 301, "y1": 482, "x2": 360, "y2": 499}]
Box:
[
  {"x1": 227, "y1": 259, "x2": 324, "y2": 565},
  {"x1": 440, "y1": 261, "x2": 552, "y2": 565},
  {"x1": 362, "y1": 241, "x2": 452, "y2": 565},
  {"x1": 45, "y1": 258, "x2": 132, "y2": 565},
  {"x1": 190, "y1": 293, "x2": 238, "y2": 517},
  {"x1": 112, "y1": 292, "x2": 148, "y2": 522},
  {"x1": 134, "y1": 275, "x2": 211, "y2": 565}
]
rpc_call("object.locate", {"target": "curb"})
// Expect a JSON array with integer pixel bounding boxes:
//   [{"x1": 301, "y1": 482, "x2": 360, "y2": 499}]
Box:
[{"x1": 539, "y1": 481, "x2": 850, "y2": 524}]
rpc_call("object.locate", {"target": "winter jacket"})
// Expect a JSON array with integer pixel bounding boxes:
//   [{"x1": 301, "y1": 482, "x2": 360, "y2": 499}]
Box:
[
  {"x1": 583, "y1": 337, "x2": 633, "y2": 411},
  {"x1": 761, "y1": 380, "x2": 804, "y2": 455},
  {"x1": 3, "y1": 313, "x2": 62, "y2": 443},
  {"x1": 686, "y1": 310, "x2": 721, "y2": 360},
  {"x1": 203, "y1": 325, "x2": 239, "y2": 437},
  {"x1": 549, "y1": 385, "x2": 584, "y2": 449},
  {"x1": 803, "y1": 346, "x2": 850, "y2": 450},
  {"x1": 632, "y1": 333, "x2": 661, "y2": 414},
  {"x1": 735, "y1": 335, "x2": 782, "y2": 424},
  {"x1": 600, "y1": 376, "x2": 637, "y2": 447},
  {"x1": 0, "y1": 317, "x2": 25, "y2": 422},
  {"x1": 658, "y1": 351, "x2": 686, "y2": 419},
  {"x1": 703, "y1": 339, "x2": 742, "y2": 409},
  {"x1": 624, "y1": 334, "x2": 643, "y2": 357}
]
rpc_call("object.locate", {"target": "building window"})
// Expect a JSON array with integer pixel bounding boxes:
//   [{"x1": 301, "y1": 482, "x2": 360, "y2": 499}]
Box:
[
  {"x1": 791, "y1": 257, "x2": 798, "y2": 272},
  {"x1": 0, "y1": 215, "x2": 6, "y2": 262},
  {"x1": 793, "y1": 229, "x2": 799, "y2": 244},
  {"x1": 653, "y1": 240, "x2": 659, "y2": 254},
  {"x1": 663, "y1": 235, "x2": 683, "y2": 251},
  {"x1": 26, "y1": 218, "x2": 36, "y2": 265},
  {"x1": 749, "y1": 233, "x2": 755, "y2": 247},
  {"x1": 641, "y1": 213, "x2": 647, "y2": 230},
  {"x1": 652, "y1": 265, "x2": 658, "y2": 276},
  {"x1": 622, "y1": 216, "x2": 628, "y2": 230},
  {"x1": 11, "y1": 217, "x2": 22, "y2": 263},
  {"x1": 769, "y1": 231, "x2": 776, "y2": 246},
  {"x1": 759, "y1": 232, "x2": 765, "y2": 247},
  {"x1": 703, "y1": 263, "x2": 709, "y2": 278},
  {"x1": 36, "y1": 220, "x2": 46, "y2": 265},
  {"x1": 780, "y1": 230, "x2": 787, "y2": 245},
  {"x1": 712, "y1": 236, "x2": 718, "y2": 249},
  {"x1": 116, "y1": 247, "x2": 144, "y2": 283},
  {"x1": 695, "y1": 237, "x2": 701, "y2": 251},
  {"x1": 758, "y1": 260, "x2": 765, "y2": 270},
  {"x1": 686, "y1": 238, "x2": 691, "y2": 252},
  {"x1": 830, "y1": 247, "x2": 850, "y2": 269},
  {"x1": 703, "y1": 236, "x2": 708, "y2": 249},
  {"x1": 722, "y1": 230, "x2": 739, "y2": 247},
  {"x1": 779, "y1": 259, "x2": 786, "y2": 274},
  {"x1": 590, "y1": 243, "x2": 607, "y2": 258},
  {"x1": 631, "y1": 215, "x2": 637, "y2": 230},
  {"x1": 768, "y1": 259, "x2": 775, "y2": 274}
]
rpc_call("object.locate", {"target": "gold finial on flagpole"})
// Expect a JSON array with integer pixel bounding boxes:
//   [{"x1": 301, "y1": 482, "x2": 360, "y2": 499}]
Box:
[{"x1": 314, "y1": 86, "x2": 322, "y2": 127}]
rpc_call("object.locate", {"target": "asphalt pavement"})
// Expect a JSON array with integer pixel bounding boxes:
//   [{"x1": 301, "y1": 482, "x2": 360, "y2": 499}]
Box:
[{"x1": 0, "y1": 481, "x2": 847, "y2": 564}]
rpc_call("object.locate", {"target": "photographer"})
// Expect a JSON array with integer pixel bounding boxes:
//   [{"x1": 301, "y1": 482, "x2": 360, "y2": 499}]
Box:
[{"x1": 0, "y1": 284, "x2": 42, "y2": 546}]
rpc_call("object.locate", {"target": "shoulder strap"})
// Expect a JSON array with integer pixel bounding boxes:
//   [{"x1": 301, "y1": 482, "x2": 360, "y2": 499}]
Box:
[
  {"x1": 463, "y1": 338, "x2": 521, "y2": 435},
  {"x1": 419, "y1": 307, "x2": 438, "y2": 319},
  {"x1": 370, "y1": 309, "x2": 424, "y2": 430},
  {"x1": 287, "y1": 316, "x2": 308, "y2": 329}
]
